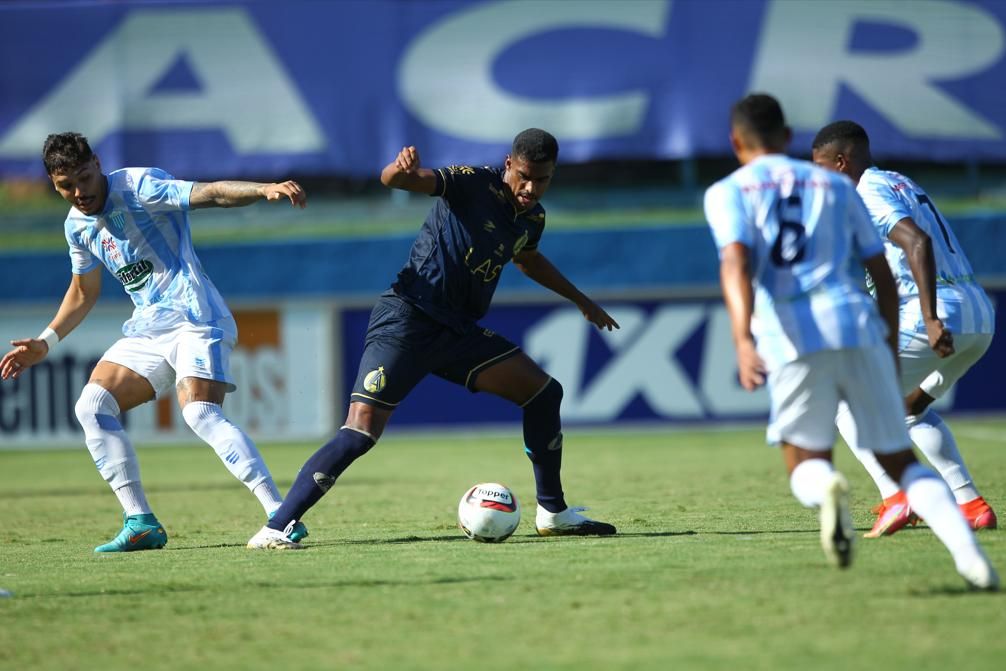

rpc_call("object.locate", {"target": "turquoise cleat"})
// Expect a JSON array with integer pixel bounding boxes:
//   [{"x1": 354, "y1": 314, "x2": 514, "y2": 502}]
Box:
[
  {"x1": 268, "y1": 511, "x2": 309, "y2": 543},
  {"x1": 94, "y1": 512, "x2": 168, "y2": 553}
]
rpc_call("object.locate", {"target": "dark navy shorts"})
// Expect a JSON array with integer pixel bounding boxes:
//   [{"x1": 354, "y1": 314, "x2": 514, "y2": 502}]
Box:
[{"x1": 350, "y1": 295, "x2": 521, "y2": 409}]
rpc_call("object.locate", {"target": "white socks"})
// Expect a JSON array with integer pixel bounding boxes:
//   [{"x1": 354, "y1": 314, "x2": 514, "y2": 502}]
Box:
[
  {"x1": 75, "y1": 383, "x2": 152, "y2": 516},
  {"x1": 836, "y1": 407, "x2": 900, "y2": 499},
  {"x1": 901, "y1": 462, "x2": 982, "y2": 572},
  {"x1": 839, "y1": 406, "x2": 980, "y2": 505},
  {"x1": 908, "y1": 411, "x2": 979, "y2": 504},
  {"x1": 181, "y1": 402, "x2": 283, "y2": 514},
  {"x1": 790, "y1": 458, "x2": 835, "y2": 508}
]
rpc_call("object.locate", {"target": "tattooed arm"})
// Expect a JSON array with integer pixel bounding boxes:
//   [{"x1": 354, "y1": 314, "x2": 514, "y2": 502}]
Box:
[{"x1": 189, "y1": 180, "x2": 307, "y2": 209}]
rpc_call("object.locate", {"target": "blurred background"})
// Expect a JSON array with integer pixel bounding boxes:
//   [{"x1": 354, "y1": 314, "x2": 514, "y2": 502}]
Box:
[{"x1": 1, "y1": 0, "x2": 1004, "y2": 447}]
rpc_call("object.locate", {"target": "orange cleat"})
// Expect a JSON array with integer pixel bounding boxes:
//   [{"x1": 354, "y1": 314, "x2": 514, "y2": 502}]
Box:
[
  {"x1": 864, "y1": 491, "x2": 919, "y2": 538},
  {"x1": 960, "y1": 497, "x2": 997, "y2": 531}
]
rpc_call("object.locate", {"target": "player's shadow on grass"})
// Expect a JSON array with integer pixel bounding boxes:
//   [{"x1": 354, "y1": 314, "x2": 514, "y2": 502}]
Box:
[
  {"x1": 166, "y1": 534, "x2": 474, "y2": 551},
  {"x1": 169, "y1": 531, "x2": 699, "y2": 551},
  {"x1": 910, "y1": 584, "x2": 1002, "y2": 598},
  {"x1": 19, "y1": 574, "x2": 512, "y2": 599},
  {"x1": 707, "y1": 529, "x2": 817, "y2": 535},
  {"x1": 0, "y1": 481, "x2": 260, "y2": 499}
]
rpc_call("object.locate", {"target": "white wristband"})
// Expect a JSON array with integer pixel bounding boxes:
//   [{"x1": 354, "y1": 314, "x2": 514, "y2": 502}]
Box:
[{"x1": 38, "y1": 327, "x2": 59, "y2": 352}]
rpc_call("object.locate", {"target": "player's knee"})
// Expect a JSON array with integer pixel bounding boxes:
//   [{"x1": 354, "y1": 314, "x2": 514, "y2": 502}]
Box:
[
  {"x1": 345, "y1": 402, "x2": 390, "y2": 441},
  {"x1": 75, "y1": 383, "x2": 122, "y2": 432},
  {"x1": 181, "y1": 400, "x2": 223, "y2": 435},
  {"x1": 523, "y1": 377, "x2": 563, "y2": 412}
]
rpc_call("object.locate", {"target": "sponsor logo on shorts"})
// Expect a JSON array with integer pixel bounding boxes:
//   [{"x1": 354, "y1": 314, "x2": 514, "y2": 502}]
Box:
[
  {"x1": 364, "y1": 366, "x2": 387, "y2": 393},
  {"x1": 114, "y1": 259, "x2": 154, "y2": 292}
]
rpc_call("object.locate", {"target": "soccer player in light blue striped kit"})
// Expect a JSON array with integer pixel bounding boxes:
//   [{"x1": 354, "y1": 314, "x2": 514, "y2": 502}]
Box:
[
  {"x1": 812, "y1": 121, "x2": 997, "y2": 537},
  {"x1": 0, "y1": 132, "x2": 308, "y2": 552},
  {"x1": 705, "y1": 94, "x2": 996, "y2": 589}
]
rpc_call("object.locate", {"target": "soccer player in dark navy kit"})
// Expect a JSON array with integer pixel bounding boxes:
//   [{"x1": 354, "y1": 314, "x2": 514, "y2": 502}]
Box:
[{"x1": 249, "y1": 129, "x2": 620, "y2": 548}]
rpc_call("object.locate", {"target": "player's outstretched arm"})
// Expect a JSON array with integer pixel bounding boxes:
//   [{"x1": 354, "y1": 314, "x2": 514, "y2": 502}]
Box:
[
  {"x1": 0, "y1": 267, "x2": 102, "y2": 380},
  {"x1": 380, "y1": 146, "x2": 438, "y2": 195},
  {"x1": 514, "y1": 249, "x2": 619, "y2": 331},
  {"x1": 189, "y1": 180, "x2": 307, "y2": 209},
  {"x1": 719, "y1": 242, "x2": 765, "y2": 391},
  {"x1": 887, "y1": 218, "x2": 953, "y2": 358}
]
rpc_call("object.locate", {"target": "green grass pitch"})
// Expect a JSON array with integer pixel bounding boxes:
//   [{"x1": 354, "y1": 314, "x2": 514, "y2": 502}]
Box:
[{"x1": 1, "y1": 419, "x2": 1004, "y2": 670}]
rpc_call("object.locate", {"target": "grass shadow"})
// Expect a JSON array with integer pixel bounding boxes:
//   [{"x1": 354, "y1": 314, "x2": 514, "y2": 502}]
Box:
[{"x1": 14, "y1": 574, "x2": 512, "y2": 600}]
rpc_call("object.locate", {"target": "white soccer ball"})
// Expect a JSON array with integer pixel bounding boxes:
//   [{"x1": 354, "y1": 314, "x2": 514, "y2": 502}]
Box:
[{"x1": 457, "y1": 483, "x2": 521, "y2": 543}]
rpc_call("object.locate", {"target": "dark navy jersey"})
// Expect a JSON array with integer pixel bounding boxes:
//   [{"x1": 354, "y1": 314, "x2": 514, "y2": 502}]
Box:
[{"x1": 390, "y1": 165, "x2": 546, "y2": 332}]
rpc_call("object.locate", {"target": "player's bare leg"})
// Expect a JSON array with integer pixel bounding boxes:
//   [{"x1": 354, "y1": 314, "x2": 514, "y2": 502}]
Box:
[
  {"x1": 474, "y1": 353, "x2": 615, "y2": 536},
  {"x1": 78, "y1": 362, "x2": 167, "y2": 552}
]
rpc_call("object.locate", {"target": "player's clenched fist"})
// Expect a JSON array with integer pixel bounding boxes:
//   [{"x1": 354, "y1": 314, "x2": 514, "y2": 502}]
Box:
[{"x1": 395, "y1": 146, "x2": 420, "y2": 173}]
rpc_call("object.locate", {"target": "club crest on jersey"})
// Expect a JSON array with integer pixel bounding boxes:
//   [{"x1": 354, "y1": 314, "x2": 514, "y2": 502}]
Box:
[
  {"x1": 446, "y1": 165, "x2": 475, "y2": 175},
  {"x1": 513, "y1": 230, "x2": 529, "y2": 255},
  {"x1": 107, "y1": 211, "x2": 125, "y2": 231},
  {"x1": 115, "y1": 259, "x2": 153, "y2": 292},
  {"x1": 364, "y1": 366, "x2": 387, "y2": 393}
]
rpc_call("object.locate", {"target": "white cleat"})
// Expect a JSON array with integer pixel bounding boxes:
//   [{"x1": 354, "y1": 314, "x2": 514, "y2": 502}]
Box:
[
  {"x1": 820, "y1": 472, "x2": 854, "y2": 569},
  {"x1": 957, "y1": 549, "x2": 1000, "y2": 591},
  {"x1": 247, "y1": 525, "x2": 303, "y2": 550},
  {"x1": 535, "y1": 504, "x2": 616, "y2": 536}
]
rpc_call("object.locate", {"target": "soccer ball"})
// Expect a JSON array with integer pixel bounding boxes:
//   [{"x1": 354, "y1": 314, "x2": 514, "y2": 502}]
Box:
[{"x1": 457, "y1": 483, "x2": 521, "y2": 542}]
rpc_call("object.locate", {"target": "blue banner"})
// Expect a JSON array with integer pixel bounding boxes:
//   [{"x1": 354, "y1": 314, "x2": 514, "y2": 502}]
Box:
[
  {"x1": 341, "y1": 294, "x2": 1004, "y2": 427},
  {"x1": 2, "y1": 0, "x2": 1006, "y2": 179},
  {"x1": 4, "y1": 215, "x2": 1005, "y2": 304}
]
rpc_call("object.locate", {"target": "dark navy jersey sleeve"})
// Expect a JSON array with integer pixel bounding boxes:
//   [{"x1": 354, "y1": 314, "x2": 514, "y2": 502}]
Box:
[{"x1": 431, "y1": 165, "x2": 492, "y2": 205}]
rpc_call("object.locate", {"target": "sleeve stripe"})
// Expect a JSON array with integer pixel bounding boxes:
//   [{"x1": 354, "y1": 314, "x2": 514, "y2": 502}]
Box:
[{"x1": 435, "y1": 168, "x2": 447, "y2": 197}]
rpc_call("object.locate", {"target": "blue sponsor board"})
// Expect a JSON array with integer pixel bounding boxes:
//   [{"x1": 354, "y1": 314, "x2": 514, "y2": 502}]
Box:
[
  {"x1": 2, "y1": 0, "x2": 1006, "y2": 179},
  {"x1": 2, "y1": 216, "x2": 1003, "y2": 304},
  {"x1": 341, "y1": 294, "x2": 1003, "y2": 426}
]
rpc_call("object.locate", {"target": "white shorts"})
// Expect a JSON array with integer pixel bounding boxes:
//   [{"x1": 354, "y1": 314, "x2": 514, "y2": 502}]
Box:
[
  {"x1": 768, "y1": 345, "x2": 909, "y2": 454},
  {"x1": 101, "y1": 317, "x2": 238, "y2": 398},
  {"x1": 898, "y1": 331, "x2": 993, "y2": 398}
]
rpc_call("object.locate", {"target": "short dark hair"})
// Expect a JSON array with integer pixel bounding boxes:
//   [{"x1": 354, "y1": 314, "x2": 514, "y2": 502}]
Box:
[
  {"x1": 42, "y1": 132, "x2": 94, "y2": 176},
  {"x1": 730, "y1": 93, "x2": 786, "y2": 145},
  {"x1": 811, "y1": 120, "x2": 870, "y2": 152},
  {"x1": 512, "y1": 128, "x2": 558, "y2": 164}
]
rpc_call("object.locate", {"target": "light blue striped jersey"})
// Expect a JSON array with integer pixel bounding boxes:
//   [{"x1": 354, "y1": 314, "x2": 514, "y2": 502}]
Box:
[
  {"x1": 64, "y1": 167, "x2": 233, "y2": 337},
  {"x1": 857, "y1": 167, "x2": 995, "y2": 339},
  {"x1": 704, "y1": 154, "x2": 889, "y2": 370}
]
